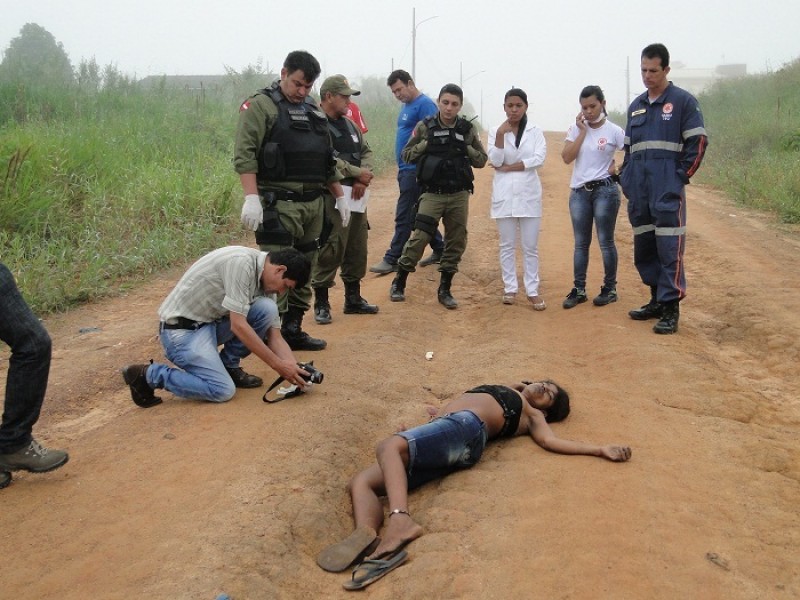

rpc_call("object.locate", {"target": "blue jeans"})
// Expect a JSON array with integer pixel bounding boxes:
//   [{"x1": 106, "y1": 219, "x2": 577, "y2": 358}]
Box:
[
  {"x1": 397, "y1": 410, "x2": 487, "y2": 490},
  {"x1": 0, "y1": 263, "x2": 52, "y2": 453},
  {"x1": 568, "y1": 184, "x2": 621, "y2": 289},
  {"x1": 383, "y1": 170, "x2": 444, "y2": 264},
  {"x1": 147, "y1": 297, "x2": 276, "y2": 402}
]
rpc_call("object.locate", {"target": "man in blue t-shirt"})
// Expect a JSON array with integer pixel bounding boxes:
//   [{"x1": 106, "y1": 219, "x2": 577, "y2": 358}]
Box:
[{"x1": 370, "y1": 70, "x2": 445, "y2": 274}]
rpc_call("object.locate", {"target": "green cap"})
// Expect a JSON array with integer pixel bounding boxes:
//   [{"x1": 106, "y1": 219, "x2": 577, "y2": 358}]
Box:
[{"x1": 320, "y1": 74, "x2": 360, "y2": 97}]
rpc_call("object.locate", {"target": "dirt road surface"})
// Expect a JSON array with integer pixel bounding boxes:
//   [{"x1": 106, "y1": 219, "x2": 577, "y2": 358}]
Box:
[{"x1": 2, "y1": 132, "x2": 799, "y2": 599}]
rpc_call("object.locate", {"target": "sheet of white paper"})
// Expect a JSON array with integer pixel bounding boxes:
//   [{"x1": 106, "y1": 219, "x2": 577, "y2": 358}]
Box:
[{"x1": 342, "y1": 185, "x2": 369, "y2": 213}]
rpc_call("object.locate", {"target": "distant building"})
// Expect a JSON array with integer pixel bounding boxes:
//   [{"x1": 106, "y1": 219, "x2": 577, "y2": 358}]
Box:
[{"x1": 668, "y1": 63, "x2": 747, "y2": 95}]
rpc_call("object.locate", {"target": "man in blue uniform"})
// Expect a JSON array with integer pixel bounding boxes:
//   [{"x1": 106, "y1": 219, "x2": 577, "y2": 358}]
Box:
[{"x1": 620, "y1": 43, "x2": 708, "y2": 334}]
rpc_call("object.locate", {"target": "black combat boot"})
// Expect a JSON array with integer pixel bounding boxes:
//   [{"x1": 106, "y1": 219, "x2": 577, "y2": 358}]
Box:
[
  {"x1": 313, "y1": 287, "x2": 332, "y2": 325},
  {"x1": 653, "y1": 300, "x2": 680, "y2": 334},
  {"x1": 628, "y1": 286, "x2": 663, "y2": 320},
  {"x1": 390, "y1": 269, "x2": 410, "y2": 302},
  {"x1": 343, "y1": 281, "x2": 379, "y2": 315},
  {"x1": 281, "y1": 306, "x2": 327, "y2": 351},
  {"x1": 437, "y1": 271, "x2": 458, "y2": 309}
]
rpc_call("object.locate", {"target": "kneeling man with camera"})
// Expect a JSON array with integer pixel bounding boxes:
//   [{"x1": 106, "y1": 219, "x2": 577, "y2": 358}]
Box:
[{"x1": 122, "y1": 246, "x2": 317, "y2": 407}]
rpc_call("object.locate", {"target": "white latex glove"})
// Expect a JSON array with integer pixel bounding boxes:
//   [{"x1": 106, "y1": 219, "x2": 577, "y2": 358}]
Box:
[
  {"x1": 334, "y1": 196, "x2": 351, "y2": 227},
  {"x1": 241, "y1": 194, "x2": 263, "y2": 231}
]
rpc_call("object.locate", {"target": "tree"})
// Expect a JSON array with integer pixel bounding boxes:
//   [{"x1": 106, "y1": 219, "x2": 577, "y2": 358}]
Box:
[{"x1": 0, "y1": 23, "x2": 74, "y2": 86}]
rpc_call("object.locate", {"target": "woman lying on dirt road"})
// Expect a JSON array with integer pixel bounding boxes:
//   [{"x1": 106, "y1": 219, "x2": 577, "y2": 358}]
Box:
[{"x1": 317, "y1": 380, "x2": 631, "y2": 589}]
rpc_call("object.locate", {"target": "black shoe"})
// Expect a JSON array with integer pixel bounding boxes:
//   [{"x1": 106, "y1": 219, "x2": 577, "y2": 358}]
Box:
[
  {"x1": 593, "y1": 286, "x2": 618, "y2": 306},
  {"x1": 284, "y1": 331, "x2": 327, "y2": 351},
  {"x1": 653, "y1": 301, "x2": 679, "y2": 334},
  {"x1": 1, "y1": 471, "x2": 11, "y2": 489},
  {"x1": 343, "y1": 282, "x2": 379, "y2": 314},
  {"x1": 343, "y1": 297, "x2": 379, "y2": 314},
  {"x1": 314, "y1": 302, "x2": 332, "y2": 324},
  {"x1": 419, "y1": 251, "x2": 442, "y2": 267},
  {"x1": 225, "y1": 366, "x2": 263, "y2": 388},
  {"x1": 0, "y1": 439, "x2": 69, "y2": 473},
  {"x1": 629, "y1": 300, "x2": 664, "y2": 320},
  {"x1": 562, "y1": 288, "x2": 587, "y2": 309},
  {"x1": 437, "y1": 271, "x2": 458, "y2": 309},
  {"x1": 390, "y1": 269, "x2": 409, "y2": 302},
  {"x1": 122, "y1": 363, "x2": 162, "y2": 408}
]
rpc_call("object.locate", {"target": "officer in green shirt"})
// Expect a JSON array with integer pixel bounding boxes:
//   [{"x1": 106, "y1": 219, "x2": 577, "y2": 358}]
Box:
[
  {"x1": 312, "y1": 75, "x2": 379, "y2": 324},
  {"x1": 390, "y1": 83, "x2": 487, "y2": 309},
  {"x1": 234, "y1": 50, "x2": 344, "y2": 351}
]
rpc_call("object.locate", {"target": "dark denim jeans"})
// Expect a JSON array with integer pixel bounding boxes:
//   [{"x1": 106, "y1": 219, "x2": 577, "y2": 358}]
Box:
[
  {"x1": 0, "y1": 263, "x2": 52, "y2": 453},
  {"x1": 383, "y1": 170, "x2": 444, "y2": 264},
  {"x1": 568, "y1": 184, "x2": 621, "y2": 289}
]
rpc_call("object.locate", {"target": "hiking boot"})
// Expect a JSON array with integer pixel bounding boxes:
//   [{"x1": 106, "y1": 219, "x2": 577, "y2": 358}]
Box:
[
  {"x1": 593, "y1": 286, "x2": 618, "y2": 306},
  {"x1": 629, "y1": 286, "x2": 662, "y2": 320},
  {"x1": 225, "y1": 366, "x2": 263, "y2": 388},
  {"x1": 314, "y1": 303, "x2": 332, "y2": 324},
  {"x1": 314, "y1": 287, "x2": 332, "y2": 324},
  {"x1": 282, "y1": 307, "x2": 327, "y2": 351},
  {"x1": 0, "y1": 439, "x2": 69, "y2": 473},
  {"x1": 562, "y1": 288, "x2": 587, "y2": 309},
  {"x1": 390, "y1": 269, "x2": 409, "y2": 302},
  {"x1": 653, "y1": 300, "x2": 680, "y2": 334},
  {"x1": 629, "y1": 300, "x2": 663, "y2": 320},
  {"x1": 343, "y1": 282, "x2": 379, "y2": 315},
  {"x1": 437, "y1": 271, "x2": 458, "y2": 309},
  {"x1": 419, "y1": 251, "x2": 442, "y2": 267},
  {"x1": 1, "y1": 471, "x2": 10, "y2": 489},
  {"x1": 122, "y1": 363, "x2": 162, "y2": 408},
  {"x1": 369, "y1": 260, "x2": 398, "y2": 275}
]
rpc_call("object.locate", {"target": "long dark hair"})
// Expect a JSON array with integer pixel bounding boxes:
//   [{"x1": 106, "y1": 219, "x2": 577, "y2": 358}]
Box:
[{"x1": 504, "y1": 88, "x2": 528, "y2": 147}]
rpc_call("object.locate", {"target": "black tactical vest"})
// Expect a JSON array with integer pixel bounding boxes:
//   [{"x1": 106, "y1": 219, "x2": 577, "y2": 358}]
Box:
[
  {"x1": 328, "y1": 117, "x2": 362, "y2": 186},
  {"x1": 257, "y1": 82, "x2": 331, "y2": 184},
  {"x1": 416, "y1": 115, "x2": 474, "y2": 193}
]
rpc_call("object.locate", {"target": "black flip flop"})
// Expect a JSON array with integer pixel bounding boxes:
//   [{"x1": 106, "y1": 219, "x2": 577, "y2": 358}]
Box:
[{"x1": 343, "y1": 549, "x2": 409, "y2": 591}]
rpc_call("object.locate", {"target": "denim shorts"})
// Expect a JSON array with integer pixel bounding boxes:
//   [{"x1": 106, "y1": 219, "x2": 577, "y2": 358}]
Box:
[{"x1": 397, "y1": 410, "x2": 488, "y2": 490}]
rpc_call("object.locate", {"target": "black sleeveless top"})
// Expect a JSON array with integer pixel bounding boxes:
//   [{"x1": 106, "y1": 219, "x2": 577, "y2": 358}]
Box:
[{"x1": 465, "y1": 384, "x2": 522, "y2": 439}]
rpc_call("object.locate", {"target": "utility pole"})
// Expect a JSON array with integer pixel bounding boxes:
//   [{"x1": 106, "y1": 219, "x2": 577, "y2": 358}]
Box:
[{"x1": 412, "y1": 7, "x2": 438, "y2": 81}]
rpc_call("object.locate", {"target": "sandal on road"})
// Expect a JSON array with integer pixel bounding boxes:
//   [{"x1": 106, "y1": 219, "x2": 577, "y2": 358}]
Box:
[
  {"x1": 316, "y1": 526, "x2": 377, "y2": 572},
  {"x1": 343, "y1": 549, "x2": 409, "y2": 590}
]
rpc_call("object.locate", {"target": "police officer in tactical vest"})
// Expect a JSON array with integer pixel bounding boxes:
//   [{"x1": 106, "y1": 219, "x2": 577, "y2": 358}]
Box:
[
  {"x1": 390, "y1": 83, "x2": 487, "y2": 309},
  {"x1": 311, "y1": 75, "x2": 379, "y2": 324},
  {"x1": 234, "y1": 50, "x2": 345, "y2": 351}
]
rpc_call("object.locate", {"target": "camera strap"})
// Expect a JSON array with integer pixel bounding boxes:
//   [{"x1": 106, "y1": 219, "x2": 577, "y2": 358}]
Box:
[{"x1": 262, "y1": 380, "x2": 305, "y2": 403}]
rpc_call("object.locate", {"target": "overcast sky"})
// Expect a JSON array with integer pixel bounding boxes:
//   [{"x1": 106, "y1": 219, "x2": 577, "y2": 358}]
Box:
[{"x1": 1, "y1": 1, "x2": 796, "y2": 131}]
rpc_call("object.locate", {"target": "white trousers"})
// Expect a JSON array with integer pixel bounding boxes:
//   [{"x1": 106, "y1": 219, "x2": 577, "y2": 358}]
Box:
[{"x1": 495, "y1": 216, "x2": 541, "y2": 296}]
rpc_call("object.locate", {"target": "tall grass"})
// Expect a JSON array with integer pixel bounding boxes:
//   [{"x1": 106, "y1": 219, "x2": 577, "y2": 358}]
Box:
[
  {"x1": 697, "y1": 60, "x2": 800, "y2": 223},
  {"x1": 1, "y1": 83, "x2": 241, "y2": 312}
]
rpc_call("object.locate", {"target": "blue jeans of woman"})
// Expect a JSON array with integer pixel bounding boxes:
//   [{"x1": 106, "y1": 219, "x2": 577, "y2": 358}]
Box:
[
  {"x1": 0, "y1": 263, "x2": 52, "y2": 453},
  {"x1": 568, "y1": 184, "x2": 621, "y2": 289},
  {"x1": 397, "y1": 410, "x2": 487, "y2": 490},
  {"x1": 146, "y1": 297, "x2": 276, "y2": 402}
]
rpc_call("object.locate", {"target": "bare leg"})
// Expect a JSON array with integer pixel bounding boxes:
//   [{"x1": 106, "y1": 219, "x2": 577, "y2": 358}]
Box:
[
  {"x1": 349, "y1": 463, "x2": 387, "y2": 532},
  {"x1": 368, "y1": 435, "x2": 423, "y2": 557}
]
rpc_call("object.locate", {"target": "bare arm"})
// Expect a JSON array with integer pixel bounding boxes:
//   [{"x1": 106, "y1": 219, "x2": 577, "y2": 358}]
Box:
[
  {"x1": 562, "y1": 114, "x2": 587, "y2": 164},
  {"x1": 240, "y1": 172, "x2": 258, "y2": 196},
  {"x1": 526, "y1": 407, "x2": 631, "y2": 462}
]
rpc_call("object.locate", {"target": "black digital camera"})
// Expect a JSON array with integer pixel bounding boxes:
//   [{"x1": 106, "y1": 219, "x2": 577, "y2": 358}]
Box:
[{"x1": 298, "y1": 361, "x2": 324, "y2": 385}]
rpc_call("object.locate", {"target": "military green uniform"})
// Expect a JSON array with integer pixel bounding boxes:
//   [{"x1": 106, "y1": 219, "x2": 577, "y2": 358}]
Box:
[
  {"x1": 398, "y1": 115, "x2": 487, "y2": 273},
  {"x1": 311, "y1": 117, "x2": 374, "y2": 288},
  {"x1": 234, "y1": 83, "x2": 341, "y2": 314}
]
